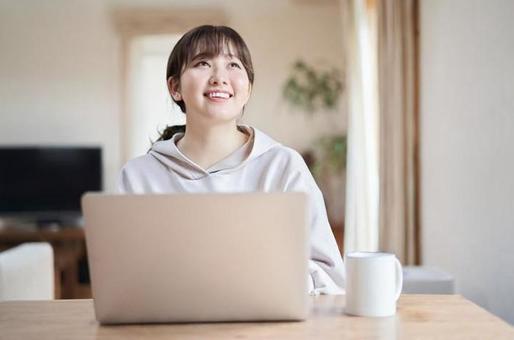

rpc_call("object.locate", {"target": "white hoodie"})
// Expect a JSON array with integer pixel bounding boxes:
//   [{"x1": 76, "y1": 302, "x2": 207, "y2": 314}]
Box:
[{"x1": 118, "y1": 125, "x2": 345, "y2": 294}]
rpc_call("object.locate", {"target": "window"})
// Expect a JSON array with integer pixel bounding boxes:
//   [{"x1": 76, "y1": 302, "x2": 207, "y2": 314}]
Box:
[{"x1": 126, "y1": 34, "x2": 185, "y2": 160}]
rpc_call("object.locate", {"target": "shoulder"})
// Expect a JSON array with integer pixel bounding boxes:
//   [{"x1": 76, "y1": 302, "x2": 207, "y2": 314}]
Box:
[
  {"x1": 119, "y1": 153, "x2": 163, "y2": 178},
  {"x1": 121, "y1": 154, "x2": 153, "y2": 172},
  {"x1": 249, "y1": 131, "x2": 315, "y2": 190},
  {"x1": 118, "y1": 153, "x2": 165, "y2": 193},
  {"x1": 249, "y1": 126, "x2": 308, "y2": 170},
  {"x1": 265, "y1": 145, "x2": 308, "y2": 169}
]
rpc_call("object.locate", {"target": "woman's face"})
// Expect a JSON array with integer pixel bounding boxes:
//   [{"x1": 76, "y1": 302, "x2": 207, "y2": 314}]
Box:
[{"x1": 170, "y1": 46, "x2": 251, "y2": 124}]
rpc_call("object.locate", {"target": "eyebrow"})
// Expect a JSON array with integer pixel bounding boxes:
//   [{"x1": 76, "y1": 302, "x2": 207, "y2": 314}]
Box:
[{"x1": 190, "y1": 52, "x2": 239, "y2": 62}]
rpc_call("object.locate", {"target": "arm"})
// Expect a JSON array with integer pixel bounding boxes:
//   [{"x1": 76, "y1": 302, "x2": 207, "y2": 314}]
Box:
[{"x1": 284, "y1": 153, "x2": 345, "y2": 295}]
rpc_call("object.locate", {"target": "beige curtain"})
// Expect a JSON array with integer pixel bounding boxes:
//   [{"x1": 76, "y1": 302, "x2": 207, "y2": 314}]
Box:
[{"x1": 376, "y1": 0, "x2": 420, "y2": 265}]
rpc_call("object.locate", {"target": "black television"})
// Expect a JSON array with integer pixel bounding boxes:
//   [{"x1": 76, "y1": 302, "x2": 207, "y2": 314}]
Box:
[{"x1": 0, "y1": 146, "x2": 102, "y2": 226}]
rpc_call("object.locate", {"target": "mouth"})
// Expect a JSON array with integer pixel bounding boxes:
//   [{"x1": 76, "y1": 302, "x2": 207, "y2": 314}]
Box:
[{"x1": 204, "y1": 90, "x2": 233, "y2": 100}]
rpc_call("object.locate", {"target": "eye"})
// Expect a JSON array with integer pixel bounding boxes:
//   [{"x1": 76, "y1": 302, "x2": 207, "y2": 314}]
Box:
[
  {"x1": 194, "y1": 61, "x2": 210, "y2": 67},
  {"x1": 229, "y1": 62, "x2": 242, "y2": 69}
]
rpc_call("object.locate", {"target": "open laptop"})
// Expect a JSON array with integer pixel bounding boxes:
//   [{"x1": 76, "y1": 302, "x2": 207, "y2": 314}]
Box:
[{"x1": 81, "y1": 192, "x2": 309, "y2": 324}]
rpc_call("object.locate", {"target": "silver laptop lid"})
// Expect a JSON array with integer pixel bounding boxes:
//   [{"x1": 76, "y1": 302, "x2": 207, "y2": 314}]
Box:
[{"x1": 82, "y1": 192, "x2": 309, "y2": 324}]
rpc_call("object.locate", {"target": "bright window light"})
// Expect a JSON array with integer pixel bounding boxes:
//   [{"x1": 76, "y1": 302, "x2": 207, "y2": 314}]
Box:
[{"x1": 126, "y1": 34, "x2": 185, "y2": 160}]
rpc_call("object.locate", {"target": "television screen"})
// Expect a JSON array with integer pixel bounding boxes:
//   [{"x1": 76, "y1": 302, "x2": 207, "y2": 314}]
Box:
[{"x1": 0, "y1": 147, "x2": 102, "y2": 217}]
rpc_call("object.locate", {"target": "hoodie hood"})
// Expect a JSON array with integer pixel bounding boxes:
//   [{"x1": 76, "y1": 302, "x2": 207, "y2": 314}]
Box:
[{"x1": 148, "y1": 125, "x2": 280, "y2": 180}]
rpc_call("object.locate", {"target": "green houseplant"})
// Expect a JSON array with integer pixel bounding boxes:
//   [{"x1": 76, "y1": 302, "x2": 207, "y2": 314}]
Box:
[
  {"x1": 282, "y1": 60, "x2": 343, "y2": 113},
  {"x1": 311, "y1": 135, "x2": 347, "y2": 178},
  {"x1": 282, "y1": 59, "x2": 347, "y2": 226}
]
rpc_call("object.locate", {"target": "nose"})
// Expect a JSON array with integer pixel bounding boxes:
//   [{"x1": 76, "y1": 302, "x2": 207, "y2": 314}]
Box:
[{"x1": 209, "y1": 66, "x2": 228, "y2": 85}]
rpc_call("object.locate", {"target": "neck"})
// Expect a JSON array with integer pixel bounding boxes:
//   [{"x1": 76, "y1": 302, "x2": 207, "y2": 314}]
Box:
[{"x1": 176, "y1": 119, "x2": 248, "y2": 169}]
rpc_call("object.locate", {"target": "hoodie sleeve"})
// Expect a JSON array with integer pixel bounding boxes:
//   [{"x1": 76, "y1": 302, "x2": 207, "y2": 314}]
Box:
[
  {"x1": 283, "y1": 150, "x2": 345, "y2": 295},
  {"x1": 117, "y1": 166, "x2": 133, "y2": 193}
]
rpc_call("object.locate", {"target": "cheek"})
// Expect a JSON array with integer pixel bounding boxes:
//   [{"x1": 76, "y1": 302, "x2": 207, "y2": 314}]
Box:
[
  {"x1": 179, "y1": 73, "x2": 202, "y2": 97},
  {"x1": 180, "y1": 81, "x2": 195, "y2": 98},
  {"x1": 232, "y1": 74, "x2": 251, "y2": 96}
]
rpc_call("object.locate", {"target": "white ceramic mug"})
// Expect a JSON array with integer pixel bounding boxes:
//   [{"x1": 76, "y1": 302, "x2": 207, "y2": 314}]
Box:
[{"x1": 344, "y1": 251, "x2": 403, "y2": 317}]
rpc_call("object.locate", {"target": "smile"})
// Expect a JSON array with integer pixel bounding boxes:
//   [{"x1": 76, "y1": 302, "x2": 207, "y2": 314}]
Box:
[{"x1": 204, "y1": 91, "x2": 233, "y2": 99}]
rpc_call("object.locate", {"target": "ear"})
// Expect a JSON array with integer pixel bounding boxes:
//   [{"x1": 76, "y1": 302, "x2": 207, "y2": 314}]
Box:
[{"x1": 167, "y1": 77, "x2": 182, "y2": 101}]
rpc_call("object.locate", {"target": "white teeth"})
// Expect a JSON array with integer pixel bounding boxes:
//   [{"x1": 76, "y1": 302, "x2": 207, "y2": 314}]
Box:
[{"x1": 208, "y1": 92, "x2": 230, "y2": 99}]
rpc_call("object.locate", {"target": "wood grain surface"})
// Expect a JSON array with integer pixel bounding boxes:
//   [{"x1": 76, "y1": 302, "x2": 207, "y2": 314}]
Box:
[{"x1": 1, "y1": 295, "x2": 513, "y2": 339}]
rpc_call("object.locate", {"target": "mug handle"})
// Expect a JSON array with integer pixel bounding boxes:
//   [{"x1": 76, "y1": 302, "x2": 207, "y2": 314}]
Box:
[{"x1": 394, "y1": 257, "x2": 403, "y2": 300}]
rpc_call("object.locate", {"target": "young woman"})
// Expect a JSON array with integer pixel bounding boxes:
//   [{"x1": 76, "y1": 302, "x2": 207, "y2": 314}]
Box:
[{"x1": 118, "y1": 25, "x2": 345, "y2": 294}]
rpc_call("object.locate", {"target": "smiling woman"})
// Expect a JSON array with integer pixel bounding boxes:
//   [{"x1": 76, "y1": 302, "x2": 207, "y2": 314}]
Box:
[
  {"x1": 118, "y1": 25, "x2": 346, "y2": 295},
  {"x1": 165, "y1": 25, "x2": 254, "y2": 115}
]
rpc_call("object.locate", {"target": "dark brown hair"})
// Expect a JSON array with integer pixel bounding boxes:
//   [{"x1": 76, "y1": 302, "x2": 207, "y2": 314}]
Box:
[{"x1": 166, "y1": 25, "x2": 254, "y2": 113}]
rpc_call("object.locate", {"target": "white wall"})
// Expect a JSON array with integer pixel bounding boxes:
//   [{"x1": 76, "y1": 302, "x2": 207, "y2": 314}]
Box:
[
  {"x1": 0, "y1": 0, "x2": 121, "y2": 191},
  {"x1": 420, "y1": 0, "x2": 514, "y2": 324},
  {"x1": 0, "y1": 0, "x2": 346, "y2": 192}
]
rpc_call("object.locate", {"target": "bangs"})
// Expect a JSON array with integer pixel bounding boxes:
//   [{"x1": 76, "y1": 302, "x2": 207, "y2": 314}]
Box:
[{"x1": 187, "y1": 34, "x2": 241, "y2": 63}]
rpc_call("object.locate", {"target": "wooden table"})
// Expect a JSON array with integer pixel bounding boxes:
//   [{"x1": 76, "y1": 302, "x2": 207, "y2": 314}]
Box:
[
  {"x1": 1, "y1": 295, "x2": 513, "y2": 339},
  {"x1": 0, "y1": 225, "x2": 87, "y2": 299}
]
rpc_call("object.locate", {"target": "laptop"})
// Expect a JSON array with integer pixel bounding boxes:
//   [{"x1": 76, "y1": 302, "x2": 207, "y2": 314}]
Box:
[{"x1": 81, "y1": 192, "x2": 309, "y2": 324}]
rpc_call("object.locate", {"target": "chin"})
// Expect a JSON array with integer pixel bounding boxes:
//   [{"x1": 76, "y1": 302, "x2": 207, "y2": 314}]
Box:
[{"x1": 202, "y1": 110, "x2": 241, "y2": 123}]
